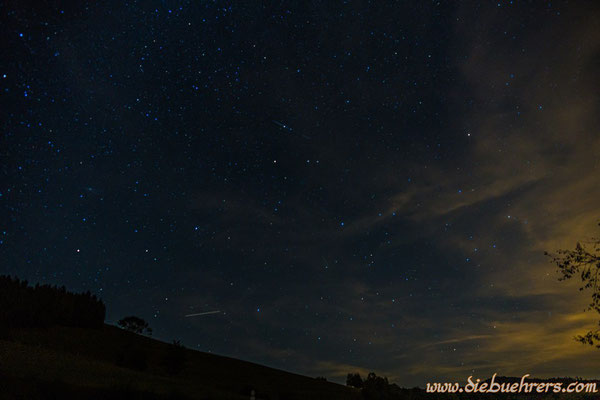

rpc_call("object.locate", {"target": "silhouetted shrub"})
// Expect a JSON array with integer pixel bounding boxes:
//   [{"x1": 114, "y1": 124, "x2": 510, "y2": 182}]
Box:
[
  {"x1": 0, "y1": 275, "x2": 105, "y2": 330},
  {"x1": 347, "y1": 372, "x2": 364, "y2": 388},
  {"x1": 118, "y1": 316, "x2": 152, "y2": 335},
  {"x1": 362, "y1": 372, "x2": 392, "y2": 400},
  {"x1": 160, "y1": 340, "x2": 187, "y2": 375}
]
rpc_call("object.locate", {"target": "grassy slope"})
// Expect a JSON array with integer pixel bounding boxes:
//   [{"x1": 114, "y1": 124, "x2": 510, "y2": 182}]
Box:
[{"x1": 0, "y1": 324, "x2": 360, "y2": 400}]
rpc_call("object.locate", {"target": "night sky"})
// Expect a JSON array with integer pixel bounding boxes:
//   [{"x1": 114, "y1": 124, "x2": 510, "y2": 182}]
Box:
[{"x1": 2, "y1": 0, "x2": 600, "y2": 387}]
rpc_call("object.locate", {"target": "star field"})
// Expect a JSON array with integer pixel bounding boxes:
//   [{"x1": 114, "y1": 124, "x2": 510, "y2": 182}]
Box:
[{"x1": 2, "y1": 0, "x2": 600, "y2": 386}]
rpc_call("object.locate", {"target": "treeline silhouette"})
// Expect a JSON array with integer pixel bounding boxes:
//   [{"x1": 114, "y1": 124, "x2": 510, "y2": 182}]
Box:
[{"x1": 0, "y1": 275, "x2": 105, "y2": 330}]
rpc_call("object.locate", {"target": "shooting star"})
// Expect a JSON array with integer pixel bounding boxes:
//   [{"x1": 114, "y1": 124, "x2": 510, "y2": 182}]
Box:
[
  {"x1": 184, "y1": 310, "x2": 221, "y2": 317},
  {"x1": 272, "y1": 120, "x2": 312, "y2": 139},
  {"x1": 272, "y1": 120, "x2": 293, "y2": 131}
]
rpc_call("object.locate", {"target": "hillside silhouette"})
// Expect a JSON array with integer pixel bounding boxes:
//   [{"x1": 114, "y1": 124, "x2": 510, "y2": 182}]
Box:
[
  {"x1": 0, "y1": 275, "x2": 360, "y2": 399},
  {"x1": 0, "y1": 275, "x2": 597, "y2": 400}
]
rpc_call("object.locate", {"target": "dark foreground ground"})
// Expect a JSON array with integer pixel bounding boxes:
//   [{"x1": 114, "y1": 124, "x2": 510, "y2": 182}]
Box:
[
  {"x1": 1, "y1": 324, "x2": 598, "y2": 400},
  {"x1": 0, "y1": 324, "x2": 360, "y2": 400}
]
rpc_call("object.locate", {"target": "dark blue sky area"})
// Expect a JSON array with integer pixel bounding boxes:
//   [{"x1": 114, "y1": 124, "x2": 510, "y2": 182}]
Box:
[{"x1": 2, "y1": 0, "x2": 600, "y2": 386}]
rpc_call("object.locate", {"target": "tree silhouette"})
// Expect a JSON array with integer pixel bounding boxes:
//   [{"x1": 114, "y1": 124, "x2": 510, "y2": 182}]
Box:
[
  {"x1": 546, "y1": 223, "x2": 600, "y2": 346},
  {"x1": 0, "y1": 275, "x2": 105, "y2": 330},
  {"x1": 117, "y1": 316, "x2": 152, "y2": 335},
  {"x1": 346, "y1": 372, "x2": 364, "y2": 388},
  {"x1": 362, "y1": 372, "x2": 392, "y2": 400}
]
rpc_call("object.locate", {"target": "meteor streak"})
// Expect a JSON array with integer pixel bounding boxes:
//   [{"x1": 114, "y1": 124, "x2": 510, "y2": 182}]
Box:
[
  {"x1": 272, "y1": 120, "x2": 293, "y2": 131},
  {"x1": 184, "y1": 310, "x2": 221, "y2": 317},
  {"x1": 272, "y1": 120, "x2": 311, "y2": 139}
]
